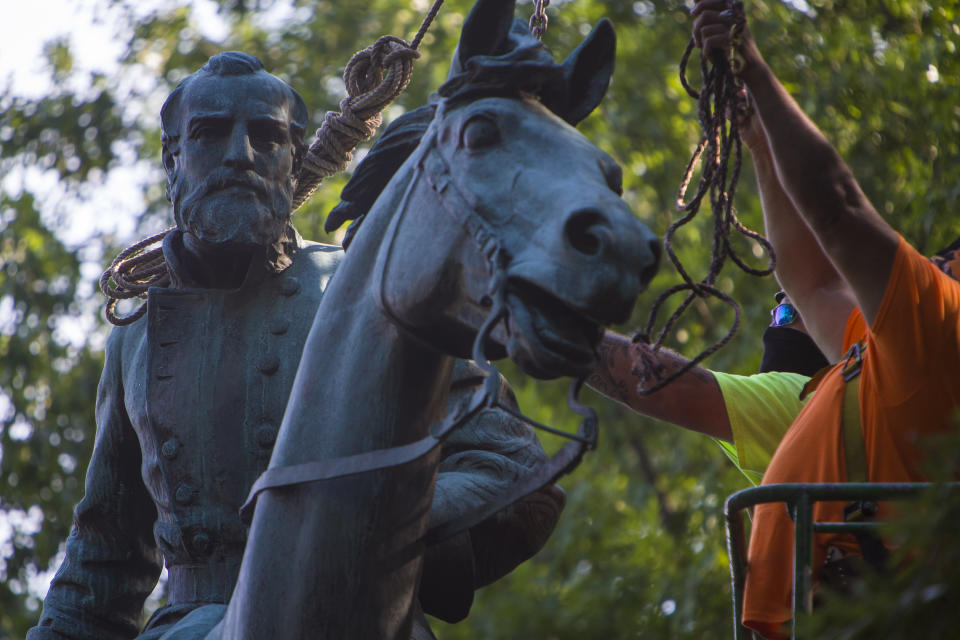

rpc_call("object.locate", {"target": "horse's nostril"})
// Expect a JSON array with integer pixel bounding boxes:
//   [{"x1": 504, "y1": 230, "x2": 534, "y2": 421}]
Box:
[
  {"x1": 640, "y1": 236, "x2": 662, "y2": 287},
  {"x1": 564, "y1": 209, "x2": 610, "y2": 256}
]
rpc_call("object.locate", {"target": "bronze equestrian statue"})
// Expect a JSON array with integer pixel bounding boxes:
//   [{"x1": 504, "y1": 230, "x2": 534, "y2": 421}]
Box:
[{"x1": 29, "y1": 0, "x2": 659, "y2": 638}]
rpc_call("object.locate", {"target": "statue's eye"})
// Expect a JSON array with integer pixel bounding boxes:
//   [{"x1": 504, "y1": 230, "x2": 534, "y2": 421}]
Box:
[{"x1": 460, "y1": 115, "x2": 500, "y2": 150}]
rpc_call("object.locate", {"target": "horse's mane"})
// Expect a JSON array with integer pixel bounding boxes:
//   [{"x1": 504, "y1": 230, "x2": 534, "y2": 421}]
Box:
[
  {"x1": 327, "y1": 18, "x2": 601, "y2": 248},
  {"x1": 325, "y1": 104, "x2": 436, "y2": 248}
]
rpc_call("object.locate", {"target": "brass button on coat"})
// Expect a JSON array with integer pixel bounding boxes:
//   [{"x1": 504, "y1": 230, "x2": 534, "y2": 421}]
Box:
[
  {"x1": 257, "y1": 356, "x2": 280, "y2": 376},
  {"x1": 256, "y1": 424, "x2": 278, "y2": 448},
  {"x1": 190, "y1": 531, "x2": 212, "y2": 555},
  {"x1": 175, "y1": 483, "x2": 194, "y2": 505},
  {"x1": 268, "y1": 318, "x2": 290, "y2": 335},
  {"x1": 161, "y1": 439, "x2": 180, "y2": 459},
  {"x1": 278, "y1": 277, "x2": 300, "y2": 297}
]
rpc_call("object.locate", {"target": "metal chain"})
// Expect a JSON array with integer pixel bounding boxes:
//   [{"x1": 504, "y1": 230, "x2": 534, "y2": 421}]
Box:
[
  {"x1": 724, "y1": 1, "x2": 747, "y2": 76},
  {"x1": 530, "y1": 0, "x2": 550, "y2": 40}
]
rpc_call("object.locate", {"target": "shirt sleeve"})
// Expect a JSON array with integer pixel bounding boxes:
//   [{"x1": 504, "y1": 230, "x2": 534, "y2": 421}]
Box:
[
  {"x1": 419, "y1": 359, "x2": 565, "y2": 622},
  {"x1": 712, "y1": 371, "x2": 810, "y2": 484},
  {"x1": 28, "y1": 328, "x2": 162, "y2": 640},
  {"x1": 868, "y1": 237, "x2": 960, "y2": 396}
]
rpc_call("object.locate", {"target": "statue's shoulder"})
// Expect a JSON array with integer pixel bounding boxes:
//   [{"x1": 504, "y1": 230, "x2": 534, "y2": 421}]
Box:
[
  {"x1": 293, "y1": 240, "x2": 344, "y2": 277},
  {"x1": 103, "y1": 313, "x2": 148, "y2": 371}
]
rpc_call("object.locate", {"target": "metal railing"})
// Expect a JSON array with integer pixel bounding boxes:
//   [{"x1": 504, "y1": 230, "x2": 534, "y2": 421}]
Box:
[{"x1": 724, "y1": 482, "x2": 960, "y2": 639}]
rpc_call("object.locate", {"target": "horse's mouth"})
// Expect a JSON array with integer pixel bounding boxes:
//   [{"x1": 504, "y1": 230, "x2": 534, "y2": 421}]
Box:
[{"x1": 503, "y1": 279, "x2": 604, "y2": 380}]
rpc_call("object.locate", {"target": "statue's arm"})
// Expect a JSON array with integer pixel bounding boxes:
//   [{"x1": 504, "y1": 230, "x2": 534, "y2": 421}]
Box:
[
  {"x1": 28, "y1": 328, "x2": 162, "y2": 640},
  {"x1": 420, "y1": 360, "x2": 565, "y2": 622}
]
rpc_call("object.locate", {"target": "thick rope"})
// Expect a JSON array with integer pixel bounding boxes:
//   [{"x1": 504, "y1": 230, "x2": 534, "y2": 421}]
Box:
[
  {"x1": 291, "y1": 35, "x2": 422, "y2": 209},
  {"x1": 99, "y1": 227, "x2": 174, "y2": 325},
  {"x1": 411, "y1": 0, "x2": 445, "y2": 50},
  {"x1": 634, "y1": 1, "x2": 775, "y2": 394},
  {"x1": 292, "y1": 0, "x2": 446, "y2": 208},
  {"x1": 102, "y1": 2, "x2": 446, "y2": 325}
]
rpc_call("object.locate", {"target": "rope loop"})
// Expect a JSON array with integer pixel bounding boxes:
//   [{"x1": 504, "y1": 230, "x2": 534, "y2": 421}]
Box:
[
  {"x1": 721, "y1": 2, "x2": 747, "y2": 76},
  {"x1": 636, "y1": 0, "x2": 773, "y2": 393},
  {"x1": 99, "y1": 227, "x2": 174, "y2": 325},
  {"x1": 293, "y1": 36, "x2": 420, "y2": 210}
]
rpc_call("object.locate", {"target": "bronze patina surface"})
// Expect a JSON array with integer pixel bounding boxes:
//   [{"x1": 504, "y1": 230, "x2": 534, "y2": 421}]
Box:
[{"x1": 30, "y1": 1, "x2": 658, "y2": 638}]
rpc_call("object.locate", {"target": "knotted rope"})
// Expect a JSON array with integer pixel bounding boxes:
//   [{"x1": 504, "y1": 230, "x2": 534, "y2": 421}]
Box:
[
  {"x1": 291, "y1": 35, "x2": 423, "y2": 210},
  {"x1": 101, "y1": 1, "x2": 446, "y2": 325},
  {"x1": 634, "y1": 1, "x2": 775, "y2": 394}
]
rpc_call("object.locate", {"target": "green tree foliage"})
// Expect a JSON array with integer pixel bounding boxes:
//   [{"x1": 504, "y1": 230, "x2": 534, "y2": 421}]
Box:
[{"x1": 1, "y1": 1, "x2": 958, "y2": 638}]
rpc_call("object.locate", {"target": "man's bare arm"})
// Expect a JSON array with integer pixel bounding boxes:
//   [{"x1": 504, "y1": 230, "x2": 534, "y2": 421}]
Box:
[
  {"x1": 587, "y1": 331, "x2": 733, "y2": 441},
  {"x1": 693, "y1": 0, "x2": 900, "y2": 327},
  {"x1": 745, "y1": 116, "x2": 855, "y2": 360}
]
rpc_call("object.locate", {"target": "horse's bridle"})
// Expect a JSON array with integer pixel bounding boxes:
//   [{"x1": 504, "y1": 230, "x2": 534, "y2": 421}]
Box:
[{"x1": 241, "y1": 109, "x2": 599, "y2": 545}]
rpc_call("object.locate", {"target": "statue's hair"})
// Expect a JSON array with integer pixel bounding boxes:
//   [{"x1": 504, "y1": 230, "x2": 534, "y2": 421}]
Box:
[{"x1": 200, "y1": 51, "x2": 265, "y2": 75}]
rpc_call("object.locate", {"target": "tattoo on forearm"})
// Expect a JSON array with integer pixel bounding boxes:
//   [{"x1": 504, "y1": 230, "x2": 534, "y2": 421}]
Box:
[
  {"x1": 589, "y1": 336, "x2": 658, "y2": 403},
  {"x1": 590, "y1": 332, "x2": 705, "y2": 404}
]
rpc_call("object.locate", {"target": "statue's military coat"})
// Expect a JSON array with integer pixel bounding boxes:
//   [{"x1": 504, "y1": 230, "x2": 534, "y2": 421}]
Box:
[{"x1": 29, "y1": 235, "x2": 564, "y2": 640}]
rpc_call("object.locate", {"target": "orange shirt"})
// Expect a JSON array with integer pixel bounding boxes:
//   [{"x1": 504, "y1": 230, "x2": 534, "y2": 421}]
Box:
[{"x1": 742, "y1": 237, "x2": 960, "y2": 637}]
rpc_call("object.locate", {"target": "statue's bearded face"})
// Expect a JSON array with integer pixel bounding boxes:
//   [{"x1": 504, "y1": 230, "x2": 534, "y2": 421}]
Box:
[{"x1": 169, "y1": 73, "x2": 298, "y2": 248}]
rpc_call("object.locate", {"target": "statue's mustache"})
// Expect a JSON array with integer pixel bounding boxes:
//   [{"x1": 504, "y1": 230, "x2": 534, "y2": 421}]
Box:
[{"x1": 196, "y1": 169, "x2": 270, "y2": 201}]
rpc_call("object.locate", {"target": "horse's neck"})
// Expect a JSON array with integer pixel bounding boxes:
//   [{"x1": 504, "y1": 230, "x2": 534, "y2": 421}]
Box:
[
  {"x1": 272, "y1": 172, "x2": 452, "y2": 467},
  {"x1": 228, "y1": 205, "x2": 454, "y2": 638}
]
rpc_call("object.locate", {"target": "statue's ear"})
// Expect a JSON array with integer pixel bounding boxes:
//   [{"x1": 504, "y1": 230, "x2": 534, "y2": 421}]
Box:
[
  {"x1": 456, "y1": 0, "x2": 517, "y2": 68},
  {"x1": 561, "y1": 18, "x2": 616, "y2": 125},
  {"x1": 162, "y1": 143, "x2": 178, "y2": 202},
  {"x1": 162, "y1": 146, "x2": 176, "y2": 175}
]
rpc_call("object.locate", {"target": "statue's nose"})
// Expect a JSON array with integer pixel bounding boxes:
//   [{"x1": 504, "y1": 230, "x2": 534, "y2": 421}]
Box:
[
  {"x1": 224, "y1": 125, "x2": 256, "y2": 170},
  {"x1": 563, "y1": 207, "x2": 661, "y2": 290}
]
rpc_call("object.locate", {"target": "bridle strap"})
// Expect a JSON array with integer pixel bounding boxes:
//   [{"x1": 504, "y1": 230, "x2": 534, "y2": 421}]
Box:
[
  {"x1": 420, "y1": 135, "x2": 502, "y2": 266},
  {"x1": 240, "y1": 382, "x2": 493, "y2": 524}
]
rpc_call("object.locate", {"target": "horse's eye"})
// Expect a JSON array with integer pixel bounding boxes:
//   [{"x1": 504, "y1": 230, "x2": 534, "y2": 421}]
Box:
[{"x1": 461, "y1": 115, "x2": 500, "y2": 150}]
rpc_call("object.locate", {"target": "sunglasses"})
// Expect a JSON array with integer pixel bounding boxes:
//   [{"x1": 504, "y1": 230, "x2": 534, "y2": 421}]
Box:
[{"x1": 770, "y1": 302, "x2": 798, "y2": 327}]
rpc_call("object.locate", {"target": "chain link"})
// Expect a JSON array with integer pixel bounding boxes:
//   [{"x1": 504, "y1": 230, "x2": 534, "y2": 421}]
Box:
[
  {"x1": 529, "y1": 0, "x2": 550, "y2": 40},
  {"x1": 720, "y1": 1, "x2": 747, "y2": 76}
]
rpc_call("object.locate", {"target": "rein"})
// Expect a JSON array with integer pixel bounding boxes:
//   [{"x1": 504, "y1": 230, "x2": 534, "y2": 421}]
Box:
[{"x1": 241, "y1": 117, "x2": 598, "y2": 542}]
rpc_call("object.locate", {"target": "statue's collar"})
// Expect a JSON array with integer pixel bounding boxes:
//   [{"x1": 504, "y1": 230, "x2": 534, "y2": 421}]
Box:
[{"x1": 163, "y1": 224, "x2": 303, "y2": 290}]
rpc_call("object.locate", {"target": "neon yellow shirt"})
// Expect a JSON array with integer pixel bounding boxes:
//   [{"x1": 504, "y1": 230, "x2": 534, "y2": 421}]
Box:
[{"x1": 712, "y1": 371, "x2": 810, "y2": 485}]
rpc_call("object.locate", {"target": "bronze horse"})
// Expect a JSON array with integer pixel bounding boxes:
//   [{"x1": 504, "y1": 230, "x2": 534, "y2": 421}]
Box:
[{"x1": 214, "y1": 0, "x2": 659, "y2": 637}]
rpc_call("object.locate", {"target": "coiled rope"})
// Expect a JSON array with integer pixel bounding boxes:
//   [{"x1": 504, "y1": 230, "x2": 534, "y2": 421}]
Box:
[
  {"x1": 101, "y1": 0, "x2": 446, "y2": 325},
  {"x1": 291, "y1": 34, "x2": 423, "y2": 209},
  {"x1": 634, "y1": 0, "x2": 775, "y2": 394},
  {"x1": 99, "y1": 227, "x2": 174, "y2": 325}
]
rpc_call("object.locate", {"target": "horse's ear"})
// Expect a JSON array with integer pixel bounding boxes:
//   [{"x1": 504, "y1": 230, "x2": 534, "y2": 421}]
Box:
[
  {"x1": 456, "y1": 0, "x2": 517, "y2": 68},
  {"x1": 560, "y1": 18, "x2": 616, "y2": 125}
]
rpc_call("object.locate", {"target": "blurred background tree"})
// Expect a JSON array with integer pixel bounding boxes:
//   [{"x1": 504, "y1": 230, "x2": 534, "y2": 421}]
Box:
[{"x1": 1, "y1": 0, "x2": 958, "y2": 638}]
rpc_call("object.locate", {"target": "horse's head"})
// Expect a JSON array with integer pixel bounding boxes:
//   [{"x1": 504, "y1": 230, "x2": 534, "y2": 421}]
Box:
[{"x1": 328, "y1": 0, "x2": 659, "y2": 380}]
